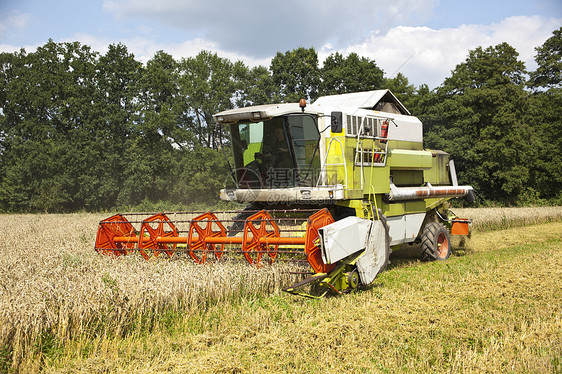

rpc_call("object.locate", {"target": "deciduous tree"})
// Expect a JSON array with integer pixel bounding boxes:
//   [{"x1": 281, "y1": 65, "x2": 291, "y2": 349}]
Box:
[
  {"x1": 424, "y1": 43, "x2": 531, "y2": 204},
  {"x1": 270, "y1": 47, "x2": 320, "y2": 103},
  {"x1": 320, "y1": 52, "x2": 384, "y2": 96}
]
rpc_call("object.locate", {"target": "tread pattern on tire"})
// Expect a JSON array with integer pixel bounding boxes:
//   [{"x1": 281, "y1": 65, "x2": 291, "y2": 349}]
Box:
[{"x1": 420, "y1": 222, "x2": 450, "y2": 261}]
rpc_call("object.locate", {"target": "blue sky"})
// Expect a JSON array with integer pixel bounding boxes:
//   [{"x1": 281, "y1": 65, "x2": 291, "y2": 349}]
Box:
[{"x1": 1, "y1": 0, "x2": 561, "y2": 88}]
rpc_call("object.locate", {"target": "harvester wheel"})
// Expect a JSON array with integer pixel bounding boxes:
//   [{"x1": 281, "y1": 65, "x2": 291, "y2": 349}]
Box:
[
  {"x1": 421, "y1": 222, "x2": 451, "y2": 261},
  {"x1": 347, "y1": 269, "x2": 360, "y2": 290}
]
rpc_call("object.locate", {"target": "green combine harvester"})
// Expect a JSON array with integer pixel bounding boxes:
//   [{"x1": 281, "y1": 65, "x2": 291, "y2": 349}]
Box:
[{"x1": 96, "y1": 90, "x2": 474, "y2": 298}]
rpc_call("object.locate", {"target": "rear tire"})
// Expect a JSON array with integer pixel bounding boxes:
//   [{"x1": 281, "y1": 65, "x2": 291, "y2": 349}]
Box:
[{"x1": 421, "y1": 222, "x2": 451, "y2": 261}]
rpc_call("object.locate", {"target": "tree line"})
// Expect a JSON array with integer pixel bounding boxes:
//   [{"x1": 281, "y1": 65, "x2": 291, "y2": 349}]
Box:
[{"x1": 0, "y1": 28, "x2": 560, "y2": 212}]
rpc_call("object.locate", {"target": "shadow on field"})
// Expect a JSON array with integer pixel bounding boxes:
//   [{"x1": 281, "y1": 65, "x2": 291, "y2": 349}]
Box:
[
  {"x1": 387, "y1": 238, "x2": 470, "y2": 270},
  {"x1": 387, "y1": 243, "x2": 423, "y2": 269}
]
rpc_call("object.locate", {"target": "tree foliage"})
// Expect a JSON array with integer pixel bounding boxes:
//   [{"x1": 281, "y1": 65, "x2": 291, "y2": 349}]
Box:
[
  {"x1": 270, "y1": 47, "x2": 320, "y2": 103},
  {"x1": 0, "y1": 29, "x2": 560, "y2": 212},
  {"x1": 422, "y1": 39, "x2": 561, "y2": 205},
  {"x1": 320, "y1": 52, "x2": 384, "y2": 96},
  {"x1": 529, "y1": 27, "x2": 562, "y2": 89},
  {"x1": 524, "y1": 28, "x2": 562, "y2": 203}
]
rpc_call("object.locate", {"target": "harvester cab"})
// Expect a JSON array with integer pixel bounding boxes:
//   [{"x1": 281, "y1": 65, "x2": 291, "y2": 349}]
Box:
[{"x1": 95, "y1": 90, "x2": 474, "y2": 298}]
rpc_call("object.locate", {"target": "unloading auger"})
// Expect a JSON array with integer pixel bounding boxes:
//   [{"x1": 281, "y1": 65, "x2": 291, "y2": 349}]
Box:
[{"x1": 95, "y1": 90, "x2": 474, "y2": 298}]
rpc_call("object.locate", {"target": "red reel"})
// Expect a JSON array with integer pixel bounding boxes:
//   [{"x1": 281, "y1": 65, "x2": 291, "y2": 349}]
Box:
[
  {"x1": 188, "y1": 212, "x2": 227, "y2": 264},
  {"x1": 304, "y1": 209, "x2": 336, "y2": 274},
  {"x1": 242, "y1": 211, "x2": 280, "y2": 266},
  {"x1": 95, "y1": 214, "x2": 136, "y2": 257},
  {"x1": 139, "y1": 213, "x2": 178, "y2": 260}
]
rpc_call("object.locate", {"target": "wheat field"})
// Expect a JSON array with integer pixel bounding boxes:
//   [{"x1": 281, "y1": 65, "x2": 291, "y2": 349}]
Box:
[
  {"x1": 0, "y1": 213, "x2": 305, "y2": 371},
  {"x1": 0, "y1": 206, "x2": 561, "y2": 372},
  {"x1": 454, "y1": 205, "x2": 562, "y2": 231}
]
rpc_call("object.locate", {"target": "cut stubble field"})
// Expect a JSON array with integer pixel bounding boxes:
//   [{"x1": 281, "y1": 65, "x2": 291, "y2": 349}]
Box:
[{"x1": 0, "y1": 206, "x2": 561, "y2": 373}]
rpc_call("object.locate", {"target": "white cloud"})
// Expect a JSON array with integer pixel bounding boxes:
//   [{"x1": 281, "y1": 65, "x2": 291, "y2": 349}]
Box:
[
  {"x1": 2, "y1": 10, "x2": 558, "y2": 92},
  {"x1": 61, "y1": 33, "x2": 270, "y2": 67},
  {"x1": 331, "y1": 16, "x2": 562, "y2": 88},
  {"x1": 102, "y1": 0, "x2": 437, "y2": 57},
  {"x1": 0, "y1": 11, "x2": 32, "y2": 36},
  {"x1": 0, "y1": 43, "x2": 27, "y2": 53},
  {"x1": 98, "y1": 1, "x2": 560, "y2": 87},
  {"x1": 8, "y1": 13, "x2": 31, "y2": 29}
]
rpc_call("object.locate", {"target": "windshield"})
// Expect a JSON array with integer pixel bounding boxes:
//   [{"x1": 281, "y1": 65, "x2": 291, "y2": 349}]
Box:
[{"x1": 229, "y1": 115, "x2": 320, "y2": 188}]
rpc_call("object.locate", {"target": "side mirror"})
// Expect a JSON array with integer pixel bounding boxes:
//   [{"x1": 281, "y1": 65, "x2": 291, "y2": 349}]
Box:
[{"x1": 331, "y1": 111, "x2": 343, "y2": 133}]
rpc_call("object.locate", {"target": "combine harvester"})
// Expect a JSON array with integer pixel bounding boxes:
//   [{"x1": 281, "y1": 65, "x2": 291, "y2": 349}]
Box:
[{"x1": 95, "y1": 90, "x2": 474, "y2": 298}]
